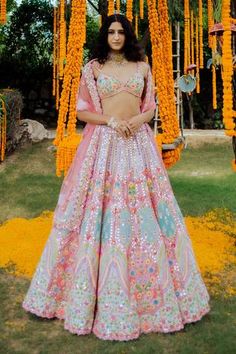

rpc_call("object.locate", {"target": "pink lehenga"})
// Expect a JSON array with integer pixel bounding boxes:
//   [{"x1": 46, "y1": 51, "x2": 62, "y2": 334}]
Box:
[{"x1": 22, "y1": 59, "x2": 210, "y2": 341}]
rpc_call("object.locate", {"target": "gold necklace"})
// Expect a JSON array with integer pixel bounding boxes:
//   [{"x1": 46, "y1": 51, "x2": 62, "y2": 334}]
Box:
[{"x1": 108, "y1": 53, "x2": 128, "y2": 66}]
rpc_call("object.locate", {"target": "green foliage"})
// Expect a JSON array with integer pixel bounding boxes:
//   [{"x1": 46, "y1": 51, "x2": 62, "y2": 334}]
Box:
[{"x1": 0, "y1": 0, "x2": 53, "y2": 74}]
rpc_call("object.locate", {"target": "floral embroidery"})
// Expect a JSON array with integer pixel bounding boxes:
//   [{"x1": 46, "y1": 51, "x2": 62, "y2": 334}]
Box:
[{"x1": 22, "y1": 108, "x2": 210, "y2": 341}]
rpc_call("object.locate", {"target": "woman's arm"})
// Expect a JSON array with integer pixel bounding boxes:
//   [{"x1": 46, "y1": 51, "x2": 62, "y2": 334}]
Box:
[
  {"x1": 77, "y1": 110, "x2": 110, "y2": 125},
  {"x1": 77, "y1": 111, "x2": 133, "y2": 139},
  {"x1": 132, "y1": 108, "x2": 155, "y2": 124}
]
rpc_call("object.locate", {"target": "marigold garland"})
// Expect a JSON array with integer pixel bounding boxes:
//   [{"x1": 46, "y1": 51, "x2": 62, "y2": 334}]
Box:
[
  {"x1": 55, "y1": 133, "x2": 83, "y2": 176},
  {"x1": 212, "y1": 35, "x2": 217, "y2": 109},
  {"x1": 207, "y1": 0, "x2": 214, "y2": 48},
  {"x1": 190, "y1": 10, "x2": 194, "y2": 65},
  {"x1": 53, "y1": 6, "x2": 57, "y2": 98},
  {"x1": 1, "y1": 209, "x2": 235, "y2": 297},
  {"x1": 140, "y1": 0, "x2": 144, "y2": 19},
  {"x1": 184, "y1": 0, "x2": 190, "y2": 70},
  {"x1": 0, "y1": 95, "x2": 7, "y2": 162},
  {"x1": 135, "y1": 13, "x2": 138, "y2": 37},
  {"x1": 126, "y1": 0, "x2": 133, "y2": 23},
  {"x1": 199, "y1": 0, "x2": 204, "y2": 68},
  {"x1": 53, "y1": 0, "x2": 86, "y2": 177},
  {"x1": 195, "y1": 16, "x2": 200, "y2": 93},
  {"x1": 59, "y1": 0, "x2": 66, "y2": 79},
  {"x1": 108, "y1": 0, "x2": 114, "y2": 16},
  {"x1": 147, "y1": 0, "x2": 180, "y2": 168},
  {"x1": 0, "y1": 0, "x2": 6, "y2": 24},
  {"x1": 221, "y1": 0, "x2": 236, "y2": 138}
]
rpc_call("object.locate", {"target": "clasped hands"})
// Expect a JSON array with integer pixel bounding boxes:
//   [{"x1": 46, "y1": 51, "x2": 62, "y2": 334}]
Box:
[{"x1": 107, "y1": 116, "x2": 144, "y2": 139}]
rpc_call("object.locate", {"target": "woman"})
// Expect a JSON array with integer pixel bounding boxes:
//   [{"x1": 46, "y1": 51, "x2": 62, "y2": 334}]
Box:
[{"x1": 22, "y1": 14, "x2": 210, "y2": 341}]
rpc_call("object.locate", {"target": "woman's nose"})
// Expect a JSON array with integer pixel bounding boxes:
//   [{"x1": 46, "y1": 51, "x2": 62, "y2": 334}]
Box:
[{"x1": 114, "y1": 31, "x2": 119, "y2": 39}]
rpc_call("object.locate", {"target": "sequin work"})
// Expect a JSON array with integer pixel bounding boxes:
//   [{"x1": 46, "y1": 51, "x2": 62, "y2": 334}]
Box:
[
  {"x1": 96, "y1": 62, "x2": 145, "y2": 100},
  {"x1": 22, "y1": 123, "x2": 211, "y2": 341}
]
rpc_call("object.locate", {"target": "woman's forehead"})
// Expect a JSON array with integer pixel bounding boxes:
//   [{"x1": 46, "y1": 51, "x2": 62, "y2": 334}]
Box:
[{"x1": 108, "y1": 21, "x2": 123, "y2": 30}]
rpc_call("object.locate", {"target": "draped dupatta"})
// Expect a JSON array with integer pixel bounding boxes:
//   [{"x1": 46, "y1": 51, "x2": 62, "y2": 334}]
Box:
[{"x1": 56, "y1": 59, "x2": 156, "y2": 176}]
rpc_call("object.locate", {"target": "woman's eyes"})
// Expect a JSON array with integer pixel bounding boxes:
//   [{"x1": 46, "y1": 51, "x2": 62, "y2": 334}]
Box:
[{"x1": 108, "y1": 30, "x2": 125, "y2": 34}]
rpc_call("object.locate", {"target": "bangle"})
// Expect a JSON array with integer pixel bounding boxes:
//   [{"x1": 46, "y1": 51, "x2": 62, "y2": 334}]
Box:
[{"x1": 107, "y1": 116, "x2": 119, "y2": 129}]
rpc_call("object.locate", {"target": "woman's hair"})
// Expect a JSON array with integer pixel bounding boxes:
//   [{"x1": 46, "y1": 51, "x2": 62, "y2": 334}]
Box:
[{"x1": 90, "y1": 14, "x2": 145, "y2": 63}]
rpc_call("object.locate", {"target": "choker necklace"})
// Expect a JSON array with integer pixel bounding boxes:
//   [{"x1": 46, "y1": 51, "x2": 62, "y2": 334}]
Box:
[{"x1": 108, "y1": 52, "x2": 128, "y2": 66}]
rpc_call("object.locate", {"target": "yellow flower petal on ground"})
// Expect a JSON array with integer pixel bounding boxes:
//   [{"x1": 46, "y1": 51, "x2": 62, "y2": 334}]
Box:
[{"x1": 0, "y1": 209, "x2": 235, "y2": 297}]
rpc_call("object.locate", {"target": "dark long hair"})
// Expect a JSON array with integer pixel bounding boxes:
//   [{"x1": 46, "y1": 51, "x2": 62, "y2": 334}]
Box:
[{"x1": 90, "y1": 14, "x2": 145, "y2": 64}]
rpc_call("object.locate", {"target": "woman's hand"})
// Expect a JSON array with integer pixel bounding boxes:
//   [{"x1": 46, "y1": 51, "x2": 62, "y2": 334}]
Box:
[
  {"x1": 114, "y1": 119, "x2": 133, "y2": 139},
  {"x1": 126, "y1": 115, "x2": 144, "y2": 135}
]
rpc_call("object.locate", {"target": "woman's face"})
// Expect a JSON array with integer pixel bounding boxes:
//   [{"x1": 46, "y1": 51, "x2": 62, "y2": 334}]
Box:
[{"x1": 107, "y1": 21, "x2": 125, "y2": 52}]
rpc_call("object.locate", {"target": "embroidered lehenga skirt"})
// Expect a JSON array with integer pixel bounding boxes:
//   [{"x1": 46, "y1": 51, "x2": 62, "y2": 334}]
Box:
[{"x1": 22, "y1": 123, "x2": 210, "y2": 341}]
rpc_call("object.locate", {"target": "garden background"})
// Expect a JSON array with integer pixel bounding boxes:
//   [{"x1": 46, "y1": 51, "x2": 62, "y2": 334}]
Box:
[{"x1": 0, "y1": 1, "x2": 235, "y2": 353}]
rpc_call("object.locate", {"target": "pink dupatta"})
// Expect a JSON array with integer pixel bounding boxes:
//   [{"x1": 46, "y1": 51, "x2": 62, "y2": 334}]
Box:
[{"x1": 63, "y1": 58, "x2": 157, "y2": 182}]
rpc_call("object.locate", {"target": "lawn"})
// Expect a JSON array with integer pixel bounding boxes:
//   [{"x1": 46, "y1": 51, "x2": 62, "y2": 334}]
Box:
[{"x1": 0, "y1": 138, "x2": 235, "y2": 354}]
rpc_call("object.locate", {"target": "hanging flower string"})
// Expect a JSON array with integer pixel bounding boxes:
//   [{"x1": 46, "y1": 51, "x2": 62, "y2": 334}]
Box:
[
  {"x1": 0, "y1": 95, "x2": 7, "y2": 162},
  {"x1": 199, "y1": 0, "x2": 204, "y2": 68},
  {"x1": 221, "y1": 0, "x2": 235, "y2": 137},
  {"x1": 195, "y1": 16, "x2": 200, "y2": 93},
  {"x1": 221, "y1": 0, "x2": 236, "y2": 171},
  {"x1": 140, "y1": 0, "x2": 144, "y2": 20},
  {"x1": 126, "y1": 0, "x2": 133, "y2": 23},
  {"x1": 208, "y1": 0, "x2": 214, "y2": 48},
  {"x1": 212, "y1": 35, "x2": 217, "y2": 109},
  {"x1": 184, "y1": 0, "x2": 190, "y2": 71},
  {"x1": 0, "y1": 0, "x2": 7, "y2": 25},
  {"x1": 147, "y1": 0, "x2": 181, "y2": 168},
  {"x1": 108, "y1": 0, "x2": 114, "y2": 16},
  {"x1": 53, "y1": 0, "x2": 86, "y2": 177},
  {"x1": 59, "y1": 0, "x2": 66, "y2": 79}
]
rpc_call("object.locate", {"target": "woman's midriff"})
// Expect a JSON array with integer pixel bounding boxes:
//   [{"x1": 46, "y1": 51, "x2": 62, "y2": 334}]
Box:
[{"x1": 100, "y1": 91, "x2": 141, "y2": 121}]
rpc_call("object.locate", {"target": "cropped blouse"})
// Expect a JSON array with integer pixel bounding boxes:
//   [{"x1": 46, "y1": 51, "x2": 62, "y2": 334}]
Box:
[{"x1": 95, "y1": 61, "x2": 145, "y2": 100}]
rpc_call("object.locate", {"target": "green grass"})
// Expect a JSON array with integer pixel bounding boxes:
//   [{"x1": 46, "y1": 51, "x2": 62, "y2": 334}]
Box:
[
  {"x1": 0, "y1": 141, "x2": 63, "y2": 223},
  {"x1": 169, "y1": 142, "x2": 236, "y2": 216},
  {"x1": 0, "y1": 140, "x2": 235, "y2": 222},
  {"x1": 0, "y1": 139, "x2": 236, "y2": 353}
]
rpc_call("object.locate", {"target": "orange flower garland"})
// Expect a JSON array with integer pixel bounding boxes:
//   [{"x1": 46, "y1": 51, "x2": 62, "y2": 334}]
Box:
[
  {"x1": 140, "y1": 0, "x2": 144, "y2": 20},
  {"x1": 221, "y1": 0, "x2": 235, "y2": 138},
  {"x1": 135, "y1": 13, "x2": 138, "y2": 37},
  {"x1": 212, "y1": 35, "x2": 217, "y2": 109},
  {"x1": 53, "y1": 6, "x2": 58, "y2": 98},
  {"x1": 53, "y1": 0, "x2": 86, "y2": 177},
  {"x1": 207, "y1": 0, "x2": 214, "y2": 49},
  {"x1": 199, "y1": 0, "x2": 204, "y2": 68},
  {"x1": 59, "y1": 0, "x2": 66, "y2": 79},
  {"x1": 195, "y1": 16, "x2": 200, "y2": 93},
  {"x1": 0, "y1": 0, "x2": 6, "y2": 24},
  {"x1": 147, "y1": 0, "x2": 180, "y2": 168},
  {"x1": 190, "y1": 10, "x2": 194, "y2": 65},
  {"x1": 0, "y1": 95, "x2": 7, "y2": 162},
  {"x1": 108, "y1": 0, "x2": 114, "y2": 16},
  {"x1": 126, "y1": 0, "x2": 133, "y2": 23},
  {"x1": 184, "y1": 0, "x2": 190, "y2": 70}
]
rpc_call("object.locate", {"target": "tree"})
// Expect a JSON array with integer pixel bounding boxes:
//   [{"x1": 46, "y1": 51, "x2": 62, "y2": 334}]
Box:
[{"x1": 0, "y1": 0, "x2": 53, "y2": 79}]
